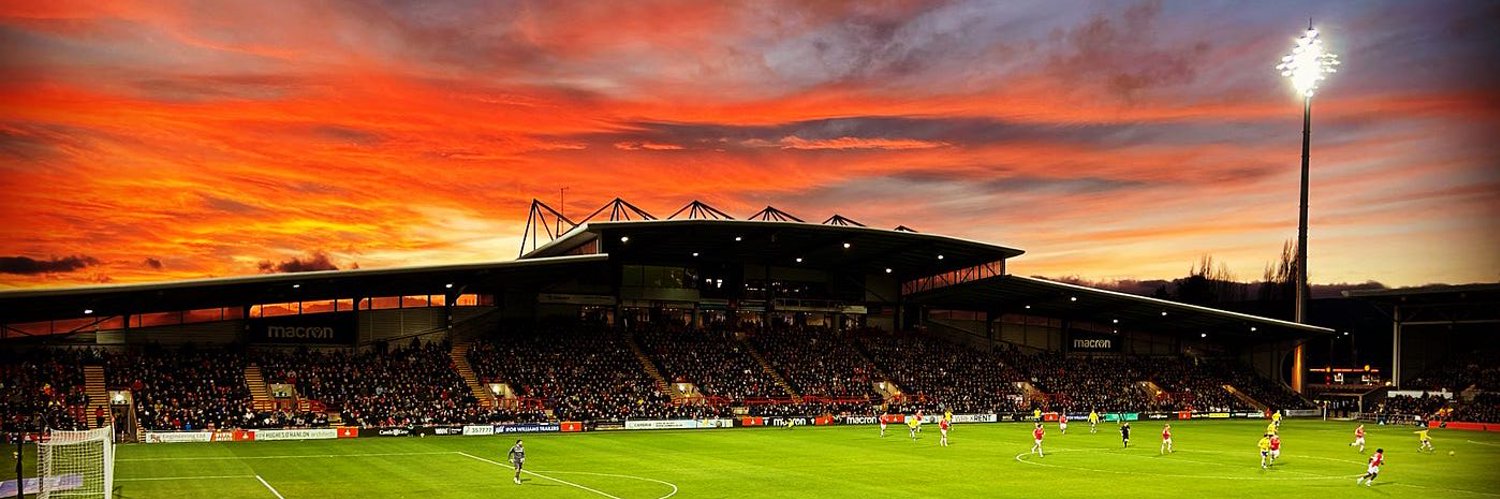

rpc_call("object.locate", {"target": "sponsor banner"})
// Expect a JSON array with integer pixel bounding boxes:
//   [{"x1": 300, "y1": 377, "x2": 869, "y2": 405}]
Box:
[
  {"x1": 1042, "y1": 412, "x2": 1060, "y2": 422},
  {"x1": 1285, "y1": 409, "x2": 1319, "y2": 417},
  {"x1": 842, "y1": 416, "x2": 879, "y2": 425},
  {"x1": 768, "y1": 417, "x2": 809, "y2": 427},
  {"x1": 738, "y1": 417, "x2": 764, "y2": 427},
  {"x1": 1143, "y1": 413, "x2": 1171, "y2": 420},
  {"x1": 1068, "y1": 331, "x2": 1120, "y2": 352},
  {"x1": 951, "y1": 414, "x2": 998, "y2": 423},
  {"x1": 1177, "y1": 411, "x2": 1193, "y2": 420},
  {"x1": 702, "y1": 418, "x2": 734, "y2": 428},
  {"x1": 498, "y1": 424, "x2": 560, "y2": 434},
  {"x1": 247, "y1": 313, "x2": 356, "y2": 345},
  {"x1": 560, "y1": 422, "x2": 584, "y2": 433},
  {"x1": 365, "y1": 428, "x2": 412, "y2": 437},
  {"x1": 337, "y1": 427, "x2": 359, "y2": 438},
  {"x1": 1207, "y1": 412, "x2": 1232, "y2": 419},
  {"x1": 233, "y1": 429, "x2": 255, "y2": 442},
  {"x1": 625, "y1": 419, "x2": 700, "y2": 430},
  {"x1": 462, "y1": 425, "x2": 495, "y2": 436},
  {"x1": 431, "y1": 426, "x2": 465, "y2": 436},
  {"x1": 144, "y1": 431, "x2": 214, "y2": 443},
  {"x1": 593, "y1": 422, "x2": 625, "y2": 431},
  {"x1": 1444, "y1": 422, "x2": 1499, "y2": 432},
  {"x1": 254, "y1": 428, "x2": 339, "y2": 441},
  {"x1": 879, "y1": 414, "x2": 905, "y2": 425},
  {"x1": 1102, "y1": 413, "x2": 1139, "y2": 422}
]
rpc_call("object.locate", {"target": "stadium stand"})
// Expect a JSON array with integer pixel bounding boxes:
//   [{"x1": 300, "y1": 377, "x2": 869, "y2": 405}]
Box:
[
  {"x1": 255, "y1": 340, "x2": 488, "y2": 427},
  {"x1": 106, "y1": 347, "x2": 253, "y2": 431},
  {"x1": 858, "y1": 333, "x2": 1026, "y2": 414},
  {"x1": 636, "y1": 325, "x2": 784, "y2": 405},
  {"x1": 745, "y1": 326, "x2": 881, "y2": 402},
  {"x1": 0, "y1": 349, "x2": 90, "y2": 432}
]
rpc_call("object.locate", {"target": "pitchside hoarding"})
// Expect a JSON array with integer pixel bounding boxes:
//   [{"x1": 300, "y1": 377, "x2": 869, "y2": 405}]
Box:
[{"x1": 247, "y1": 313, "x2": 357, "y2": 345}]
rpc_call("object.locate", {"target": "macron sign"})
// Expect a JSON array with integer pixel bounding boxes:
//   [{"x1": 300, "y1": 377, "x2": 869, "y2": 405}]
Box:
[{"x1": 248, "y1": 314, "x2": 356, "y2": 345}]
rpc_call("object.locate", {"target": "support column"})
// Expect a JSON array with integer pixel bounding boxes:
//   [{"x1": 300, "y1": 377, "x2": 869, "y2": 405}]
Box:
[
  {"x1": 1291, "y1": 343, "x2": 1304, "y2": 393},
  {"x1": 1391, "y1": 305, "x2": 1402, "y2": 389}
]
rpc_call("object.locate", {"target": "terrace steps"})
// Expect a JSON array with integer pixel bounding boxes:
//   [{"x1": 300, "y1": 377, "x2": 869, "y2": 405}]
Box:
[
  {"x1": 82, "y1": 365, "x2": 110, "y2": 429},
  {"x1": 244, "y1": 365, "x2": 275, "y2": 411},
  {"x1": 1223, "y1": 384, "x2": 1269, "y2": 413},
  {"x1": 625, "y1": 334, "x2": 684, "y2": 403},
  {"x1": 450, "y1": 343, "x2": 497, "y2": 408},
  {"x1": 742, "y1": 341, "x2": 802, "y2": 402}
]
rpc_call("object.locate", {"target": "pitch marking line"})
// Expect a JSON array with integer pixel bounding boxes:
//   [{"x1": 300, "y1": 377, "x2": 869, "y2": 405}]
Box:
[
  {"x1": 255, "y1": 474, "x2": 286, "y2": 499},
  {"x1": 1013, "y1": 449, "x2": 1360, "y2": 481},
  {"x1": 1465, "y1": 439, "x2": 1500, "y2": 447},
  {"x1": 456, "y1": 451, "x2": 679, "y2": 499},
  {"x1": 118, "y1": 451, "x2": 458, "y2": 462},
  {"x1": 117, "y1": 474, "x2": 257, "y2": 482}
]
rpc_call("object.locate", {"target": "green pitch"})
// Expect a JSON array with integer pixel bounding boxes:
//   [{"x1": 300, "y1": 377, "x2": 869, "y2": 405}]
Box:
[{"x1": 8, "y1": 420, "x2": 1499, "y2": 498}]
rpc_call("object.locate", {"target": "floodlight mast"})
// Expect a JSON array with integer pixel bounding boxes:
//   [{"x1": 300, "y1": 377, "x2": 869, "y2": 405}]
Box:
[{"x1": 1276, "y1": 22, "x2": 1338, "y2": 393}]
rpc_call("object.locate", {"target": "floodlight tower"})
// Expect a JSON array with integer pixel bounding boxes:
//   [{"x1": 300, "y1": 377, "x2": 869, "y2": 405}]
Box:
[{"x1": 1276, "y1": 22, "x2": 1338, "y2": 393}]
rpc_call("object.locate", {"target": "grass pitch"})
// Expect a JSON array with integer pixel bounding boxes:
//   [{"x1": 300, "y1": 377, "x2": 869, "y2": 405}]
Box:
[{"x1": 9, "y1": 420, "x2": 1499, "y2": 498}]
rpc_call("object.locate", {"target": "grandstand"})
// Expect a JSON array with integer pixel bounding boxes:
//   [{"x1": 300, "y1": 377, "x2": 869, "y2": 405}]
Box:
[{"x1": 3, "y1": 199, "x2": 1497, "y2": 497}]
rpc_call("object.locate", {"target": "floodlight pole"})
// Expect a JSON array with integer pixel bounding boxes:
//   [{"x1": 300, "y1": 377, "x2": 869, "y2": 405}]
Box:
[{"x1": 1295, "y1": 95, "x2": 1311, "y2": 327}]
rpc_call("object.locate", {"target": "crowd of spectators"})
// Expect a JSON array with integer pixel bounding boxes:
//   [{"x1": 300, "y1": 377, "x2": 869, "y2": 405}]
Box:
[
  {"x1": 256, "y1": 340, "x2": 485, "y2": 428},
  {"x1": 106, "y1": 346, "x2": 253, "y2": 431},
  {"x1": 1407, "y1": 350, "x2": 1500, "y2": 392},
  {"x1": 637, "y1": 325, "x2": 784, "y2": 404},
  {"x1": 0, "y1": 349, "x2": 91, "y2": 432},
  {"x1": 746, "y1": 326, "x2": 880, "y2": 402},
  {"x1": 858, "y1": 334, "x2": 1026, "y2": 414},
  {"x1": 468, "y1": 326, "x2": 680, "y2": 422},
  {"x1": 1206, "y1": 359, "x2": 1315, "y2": 410},
  {"x1": 1006, "y1": 352, "x2": 1158, "y2": 413},
  {"x1": 1450, "y1": 393, "x2": 1500, "y2": 423}
]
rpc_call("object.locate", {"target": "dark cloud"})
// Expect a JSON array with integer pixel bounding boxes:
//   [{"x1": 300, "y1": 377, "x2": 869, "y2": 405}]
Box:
[
  {"x1": 0, "y1": 255, "x2": 100, "y2": 275},
  {"x1": 144, "y1": 258, "x2": 164, "y2": 270},
  {"x1": 257, "y1": 251, "x2": 339, "y2": 273},
  {"x1": 309, "y1": 125, "x2": 383, "y2": 146},
  {"x1": 1047, "y1": 0, "x2": 1210, "y2": 99},
  {"x1": 132, "y1": 74, "x2": 307, "y2": 103}
]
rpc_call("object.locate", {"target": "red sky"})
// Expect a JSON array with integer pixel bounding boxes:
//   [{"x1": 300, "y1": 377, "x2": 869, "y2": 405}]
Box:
[{"x1": 1, "y1": 0, "x2": 1497, "y2": 290}]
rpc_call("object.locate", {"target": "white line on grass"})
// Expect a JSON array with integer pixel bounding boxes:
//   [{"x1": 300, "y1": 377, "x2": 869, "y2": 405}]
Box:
[
  {"x1": 255, "y1": 475, "x2": 287, "y2": 499},
  {"x1": 458, "y1": 451, "x2": 671, "y2": 499},
  {"x1": 117, "y1": 475, "x2": 256, "y2": 482},
  {"x1": 1465, "y1": 439, "x2": 1500, "y2": 447},
  {"x1": 539, "y1": 470, "x2": 679, "y2": 499},
  {"x1": 118, "y1": 451, "x2": 459, "y2": 462}
]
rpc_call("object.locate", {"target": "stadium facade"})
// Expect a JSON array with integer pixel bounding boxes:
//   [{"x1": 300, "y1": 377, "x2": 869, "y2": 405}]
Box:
[{"x1": 0, "y1": 199, "x2": 1328, "y2": 395}]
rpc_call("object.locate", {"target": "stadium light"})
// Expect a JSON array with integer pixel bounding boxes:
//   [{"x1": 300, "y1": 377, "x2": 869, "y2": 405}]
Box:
[
  {"x1": 1161, "y1": 311, "x2": 1168, "y2": 316},
  {"x1": 884, "y1": 268, "x2": 893, "y2": 274},
  {"x1": 1250, "y1": 326, "x2": 1258, "y2": 332},
  {"x1": 619, "y1": 236, "x2": 630, "y2": 243},
  {"x1": 1024, "y1": 305, "x2": 1031, "y2": 309},
  {"x1": 795, "y1": 257, "x2": 804, "y2": 263},
  {"x1": 1112, "y1": 319, "x2": 1119, "y2": 324},
  {"x1": 444, "y1": 283, "x2": 453, "y2": 289},
  {"x1": 292, "y1": 284, "x2": 300, "y2": 289},
  {"x1": 1069, "y1": 296, "x2": 1077, "y2": 302},
  {"x1": 937, "y1": 254, "x2": 945, "y2": 260},
  {"x1": 1201, "y1": 333, "x2": 1207, "y2": 338},
  {"x1": 1276, "y1": 22, "x2": 1338, "y2": 329},
  {"x1": 83, "y1": 309, "x2": 93, "y2": 315},
  {"x1": 842, "y1": 242, "x2": 851, "y2": 249},
  {"x1": 692, "y1": 252, "x2": 699, "y2": 257},
  {"x1": 734, "y1": 236, "x2": 742, "y2": 241}
]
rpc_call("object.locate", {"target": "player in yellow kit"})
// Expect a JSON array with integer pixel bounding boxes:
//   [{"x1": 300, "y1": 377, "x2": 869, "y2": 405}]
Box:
[
  {"x1": 1088, "y1": 410, "x2": 1100, "y2": 433},
  {"x1": 1258, "y1": 434, "x2": 1273, "y2": 469},
  {"x1": 1415, "y1": 428, "x2": 1435, "y2": 452}
]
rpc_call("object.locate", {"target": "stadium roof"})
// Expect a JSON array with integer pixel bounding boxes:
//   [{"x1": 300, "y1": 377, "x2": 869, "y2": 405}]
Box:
[
  {"x1": 1342, "y1": 283, "x2": 1500, "y2": 326},
  {"x1": 0, "y1": 254, "x2": 608, "y2": 325},
  {"x1": 521, "y1": 219, "x2": 1023, "y2": 280},
  {"x1": 908, "y1": 275, "x2": 1333, "y2": 340}
]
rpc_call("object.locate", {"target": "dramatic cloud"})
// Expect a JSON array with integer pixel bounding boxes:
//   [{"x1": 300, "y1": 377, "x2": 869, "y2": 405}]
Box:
[
  {"x1": 0, "y1": 0, "x2": 1495, "y2": 290},
  {"x1": 257, "y1": 251, "x2": 340, "y2": 274},
  {"x1": 0, "y1": 255, "x2": 100, "y2": 275}
]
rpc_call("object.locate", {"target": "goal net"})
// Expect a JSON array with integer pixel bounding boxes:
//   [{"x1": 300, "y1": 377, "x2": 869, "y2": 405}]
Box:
[{"x1": 37, "y1": 426, "x2": 114, "y2": 499}]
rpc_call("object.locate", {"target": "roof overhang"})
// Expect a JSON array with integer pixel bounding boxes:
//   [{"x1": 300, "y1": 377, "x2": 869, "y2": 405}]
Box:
[
  {"x1": 909, "y1": 275, "x2": 1332, "y2": 341},
  {"x1": 0, "y1": 254, "x2": 609, "y2": 325},
  {"x1": 522, "y1": 219, "x2": 1023, "y2": 280}
]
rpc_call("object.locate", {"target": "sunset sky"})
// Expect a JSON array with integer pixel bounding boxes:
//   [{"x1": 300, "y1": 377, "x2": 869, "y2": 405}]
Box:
[{"x1": 1, "y1": 0, "x2": 1496, "y2": 290}]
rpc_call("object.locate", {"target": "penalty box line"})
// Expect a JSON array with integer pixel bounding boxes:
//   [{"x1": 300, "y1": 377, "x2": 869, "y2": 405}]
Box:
[
  {"x1": 456, "y1": 451, "x2": 624, "y2": 499},
  {"x1": 117, "y1": 451, "x2": 461, "y2": 462}
]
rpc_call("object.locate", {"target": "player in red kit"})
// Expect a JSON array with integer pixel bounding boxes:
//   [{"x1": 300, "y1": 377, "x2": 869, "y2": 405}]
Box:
[
  {"x1": 1357, "y1": 448, "x2": 1384, "y2": 486},
  {"x1": 1058, "y1": 413, "x2": 1068, "y2": 434},
  {"x1": 1349, "y1": 424, "x2": 1365, "y2": 452},
  {"x1": 1269, "y1": 434, "x2": 1282, "y2": 463},
  {"x1": 1160, "y1": 424, "x2": 1173, "y2": 454},
  {"x1": 939, "y1": 417, "x2": 951, "y2": 447},
  {"x1": 1030, "y1": 423, "x2": 1045, "y2": 457}
]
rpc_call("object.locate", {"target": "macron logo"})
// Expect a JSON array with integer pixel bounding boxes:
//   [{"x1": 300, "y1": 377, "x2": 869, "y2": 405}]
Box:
[
  {"x1": 266, "y1": 326, "x2": 335, "y2": 339},
  {"x1": 1072, "y1": 339, "x2": 1112, "y2": 349}
]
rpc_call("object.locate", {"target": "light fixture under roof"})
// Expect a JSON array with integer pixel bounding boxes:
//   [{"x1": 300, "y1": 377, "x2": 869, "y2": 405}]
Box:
[
  {"x1": 292, "y1": 284, "x2": 301, "y2": 289},
  {"x1": 884, "y1": 268, "x2": 892, "y2": 274},
  {"x1": 1201, "y1": 333, "x2": 1207, "y2": 338},
  {"x1": 692, "y1": 252, "x2": 699, "y2": 257},
  {"x1": 937, "y1": 254, "x2": 945, "y2": 260},
  {"x1": 1069, "y1": 296, "x2": 1077, "y2": 302},
  {"x1": 795, "y1": 257, "x2": 803, "y2": 263},
  {"x1": 83, "y1": 309, "x2": 93, "y2": 315},
  {"x1": 620, "y1": 236, "x2": 630, "y2": 242},
  {"x1": 734, "y1": 236, "x2": 742, "y2": 241},
  {"x1": 842, "y1": 242, "x2": 851, "y2": 249},
  {"x1": 445, "y1": 283, "x2": 454, "y2": 289}
]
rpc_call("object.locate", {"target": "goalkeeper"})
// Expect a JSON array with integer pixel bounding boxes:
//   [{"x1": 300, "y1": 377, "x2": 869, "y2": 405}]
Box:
[{"x1": 508, "y1": 439, "x2": 525, "y2": 485}]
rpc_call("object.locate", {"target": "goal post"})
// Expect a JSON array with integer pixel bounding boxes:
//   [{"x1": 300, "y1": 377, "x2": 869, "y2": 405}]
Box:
[{"x1": 36, "y1": 426, "x2": 114, "y2": 499}]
